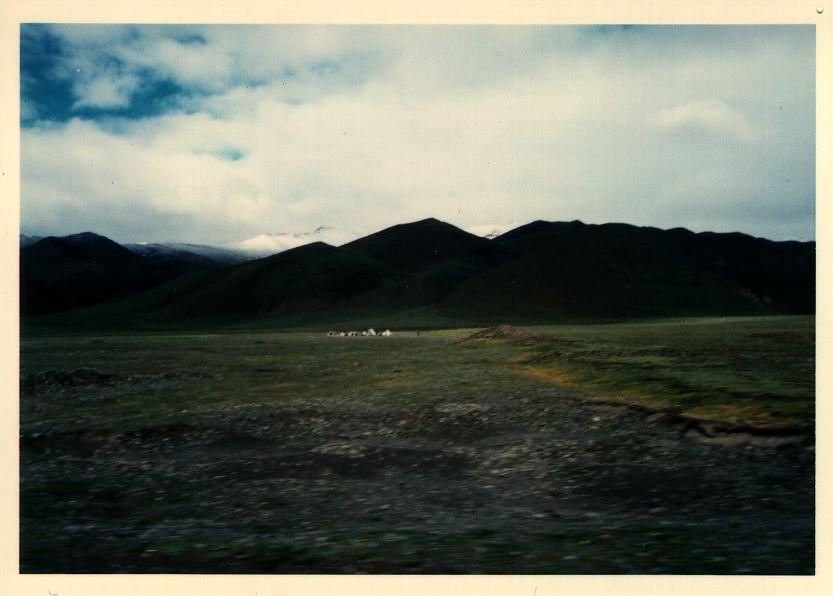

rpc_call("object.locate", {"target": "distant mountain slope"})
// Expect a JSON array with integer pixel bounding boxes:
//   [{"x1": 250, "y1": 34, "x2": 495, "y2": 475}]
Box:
[
  {"x1": 437, "y1": 221, "x2": 814, "y2": 321},
  {"x1": 21, "y1": 233, "x2": 243, "y2": 315},
  {"x1": 119, "y1": 241, "x2": 404, "y2": 325},
  {"x1": 492, "y1": 219, "x2": 587, "y2": 254},
  {"x1": 21, "y1": 232, "x2": 162, "y2": 315},
  {"x1": 662, "y1": 230, "x2": 815, "y2": 314},
  {"x1": 124, "y1": 242, "x2": 251, "y2": 271},
  {"x1": 21, "y1": 219, "x2": 815, "y2": 330},
  {"x1": 335, "y1": 218, "x2": 520, "y2": 308},
  {"x1": 349, "y1": 216, "x2": 512, "y2": 274},
  {"x1": 126, "y1": 219, "x2": 521, "y2": 326},
  {"x1": 20, "y1": 235, "x2": 44, "y2": 248}
]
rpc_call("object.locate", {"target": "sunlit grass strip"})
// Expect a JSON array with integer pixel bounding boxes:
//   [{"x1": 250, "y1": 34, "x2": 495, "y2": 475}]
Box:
[{"x1": 513, "y1": 317, "x2": 814, "y2": 430}]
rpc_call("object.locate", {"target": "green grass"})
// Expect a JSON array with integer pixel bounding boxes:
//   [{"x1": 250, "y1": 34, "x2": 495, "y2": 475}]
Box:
[
  {"x1": 20, "y1": 316, "x2": 814, "y2": 432},
  {"x1": 20, "y1": 329, "x2": 519, "y2": 432},
  {"x1": 519, "y1": 316, "x2": 815, "y2": 429}
]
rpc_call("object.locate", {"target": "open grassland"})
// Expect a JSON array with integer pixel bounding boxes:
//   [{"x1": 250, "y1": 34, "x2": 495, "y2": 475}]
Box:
[{"x1": 20, "y1": 317, "x2": 814, "y2": 573}]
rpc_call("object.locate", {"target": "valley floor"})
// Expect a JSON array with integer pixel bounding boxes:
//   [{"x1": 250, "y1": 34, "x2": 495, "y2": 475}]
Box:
[{"x1": 19, "y1": 322, "x2": 815, "y2": 574}]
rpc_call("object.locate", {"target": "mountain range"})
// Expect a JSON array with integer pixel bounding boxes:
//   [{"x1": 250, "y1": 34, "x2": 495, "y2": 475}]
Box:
[{"x1": 20, "y1": 218, "x2": 815, "y2": 330}]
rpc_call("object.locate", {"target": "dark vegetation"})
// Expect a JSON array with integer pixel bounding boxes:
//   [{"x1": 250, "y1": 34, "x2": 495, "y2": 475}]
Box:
[{"x1": 20, "y1": 218, "x2": 814, "y2": 331}]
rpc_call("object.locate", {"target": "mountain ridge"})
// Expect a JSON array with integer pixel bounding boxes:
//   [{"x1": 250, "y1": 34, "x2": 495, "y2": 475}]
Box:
[{"x1": 20, "y1": 218, "x2": 815, "y2": 329}]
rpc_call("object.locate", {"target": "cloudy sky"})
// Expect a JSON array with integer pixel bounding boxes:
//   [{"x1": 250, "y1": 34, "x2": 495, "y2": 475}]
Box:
[{"x1": 20, "y1": 24, "x2": 815, "y2": 244}]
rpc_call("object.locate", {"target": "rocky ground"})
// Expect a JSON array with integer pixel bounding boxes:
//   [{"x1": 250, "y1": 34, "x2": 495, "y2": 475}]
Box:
[{"x1": 20, "y1": 373, "x2": 814, "y2": 574}]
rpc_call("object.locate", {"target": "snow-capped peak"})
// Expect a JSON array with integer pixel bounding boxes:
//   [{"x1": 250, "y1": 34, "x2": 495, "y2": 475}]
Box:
[
  {"x1": 465, "y1": 223, "x2": 522, "y2": 239},
  {"x1": 225, "y1": 227, "x2": 360, "y2": 257}
]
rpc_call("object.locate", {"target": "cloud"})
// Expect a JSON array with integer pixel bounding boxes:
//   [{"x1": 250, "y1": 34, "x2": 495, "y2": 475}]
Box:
[
  {"x1": 22, "y1": 24, "x2": 398, "y2": 124},
  {"x1": 655, "y1": 100, "x2": 761, "y2": 143},
  {"x1": 72, "y1": 68, "x2": 140, "y2": 109},
  {"x1": 20, "y1": 25, "x2": 815, "y2": 243}
]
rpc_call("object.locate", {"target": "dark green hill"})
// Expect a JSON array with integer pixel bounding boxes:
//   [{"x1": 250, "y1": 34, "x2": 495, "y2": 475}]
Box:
[
  {"x1": 20, "y1": 232, "x2": 239, "y2": 316},
  {"x1": 341, "y1": 217, "x2": 517, "y2": 307},
  {"x1": 345, "y1": 218, "x2": 512, "y2": 271},
  {"x1": 21, "y1": 219, "x2": 815, "y2": 331},
  {"x1": 438, "y1": 222, "x2": 814, "y2": 322},
  {"x1": 124, "y1": 243, "x2": 250, "y2": 276},
  {"x1": 20, "y1": 233, "x2": 163, "y2": 315},
  {"x1": 662, "y1": 230, "x2": 815, "y2": 314},
  {"x1": 102, "y1": 241, "x2": 405, "y2": 327},
  {"x1": 493, "y1": 219, "x2": 586, "y2": 254}
]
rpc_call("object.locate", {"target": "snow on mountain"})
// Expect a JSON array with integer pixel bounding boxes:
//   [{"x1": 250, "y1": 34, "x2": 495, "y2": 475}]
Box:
[
  {"x1": 25, "y1": 223, "x2": 510, "y2": 263},
  {"x1": 224, "y1": 226, "x2": 360, "y2": 257},
  {"x1": 124, "y1": 242, "x2": 250, "y2": 266},
  {"x1": 465, "y1": 223, "x2": 522, "y2": 239},
  {"x1": 24, "y1": 227, "x2": 360, "y2": 264}
]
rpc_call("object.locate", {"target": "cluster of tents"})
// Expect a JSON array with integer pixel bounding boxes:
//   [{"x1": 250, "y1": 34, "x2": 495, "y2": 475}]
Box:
[{"x1": 326, "y1": 329, "x2": 392, "y2": 337}]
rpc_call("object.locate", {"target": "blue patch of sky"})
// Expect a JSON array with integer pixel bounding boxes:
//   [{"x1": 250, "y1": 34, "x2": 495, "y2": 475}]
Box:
[
  {"x1": 20, "y1": 25, "x2": 75, "y2": 125},
  {"x1": 21, "y1": 24, "x2": 209, "y2": 126},
  {"x1": 22, "y1": 24, "x2": 393, "y2": 126}
]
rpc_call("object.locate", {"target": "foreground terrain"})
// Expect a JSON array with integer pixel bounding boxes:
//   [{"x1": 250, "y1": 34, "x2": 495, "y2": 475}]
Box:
[{"x1": 19, "y1": 318, "x2": 815, "y2": 573}]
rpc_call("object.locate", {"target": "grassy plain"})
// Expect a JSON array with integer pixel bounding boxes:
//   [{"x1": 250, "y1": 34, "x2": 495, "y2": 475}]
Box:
[
  {"x1": 21, "y1": 327, "x2": 524, "y2": 432},
  {"x1": 20, "y1": 316, "x2": 815, "y2": 431},
  {"x1": 19, "y1": 316, "x2": 815, "y2": 573}
]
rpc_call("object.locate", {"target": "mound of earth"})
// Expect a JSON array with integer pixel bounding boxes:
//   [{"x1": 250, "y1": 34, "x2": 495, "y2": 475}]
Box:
[{"x1": 458, "y1": 324, "x2": 538, "y2": 344}]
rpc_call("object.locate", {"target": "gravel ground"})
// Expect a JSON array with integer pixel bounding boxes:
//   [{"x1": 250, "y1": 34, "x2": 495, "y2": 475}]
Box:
[{"x1": 20, "y1": 379, "x2": 814, "y2": 574}]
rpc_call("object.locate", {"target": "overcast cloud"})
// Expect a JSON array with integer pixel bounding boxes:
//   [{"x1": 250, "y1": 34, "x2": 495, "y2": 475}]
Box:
[{"x1": 20, "y1": 24, "x2": 815, "y2": 244}]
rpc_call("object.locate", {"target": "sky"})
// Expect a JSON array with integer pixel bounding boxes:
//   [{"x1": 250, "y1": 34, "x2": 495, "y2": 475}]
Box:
[{"x1": 19, "y1": 24, "x2": 816, "y2": 244}]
